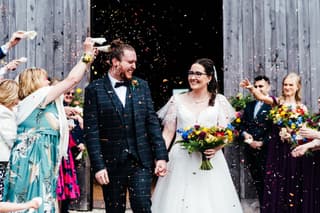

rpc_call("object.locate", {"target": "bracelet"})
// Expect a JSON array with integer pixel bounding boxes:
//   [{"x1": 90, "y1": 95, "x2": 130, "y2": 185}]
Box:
[{"x1": 81, "y1": 52, "x2": 93, "y2": 64}]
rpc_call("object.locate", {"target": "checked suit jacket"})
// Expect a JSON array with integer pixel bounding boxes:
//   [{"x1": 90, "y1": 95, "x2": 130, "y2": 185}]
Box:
[{"x1": 83, "y1": 76, "x2": 168, "y2": 174}]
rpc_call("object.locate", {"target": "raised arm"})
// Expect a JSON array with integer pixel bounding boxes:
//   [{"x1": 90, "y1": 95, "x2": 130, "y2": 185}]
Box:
[
  {"x1": 239, "y1": 79, "x2": 274, "y2": 105},
  {"x1": 43, "y1": 37, "x2": 96, "y2": 106}
]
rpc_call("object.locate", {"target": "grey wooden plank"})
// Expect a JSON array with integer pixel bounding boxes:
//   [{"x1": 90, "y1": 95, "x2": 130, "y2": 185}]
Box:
[
  {"x1": 297, "y1": 0, "x2": 311, "y2": 108},
  {"x1": 286, "y1": 0, "x2": 299, "y2": 74},
  {"x1": 309, "y1": 0, "x2": 320, "y2": 112},
  {"x1": 53, "y1": 0, "x2": 64, "y2": 80}
]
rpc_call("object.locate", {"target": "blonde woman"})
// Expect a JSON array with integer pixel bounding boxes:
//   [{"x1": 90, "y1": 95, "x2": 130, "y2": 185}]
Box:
[
  {"x1": 240, "y1": 72, "x2": 319, "y2": 213},
  {"x1": 3, "y1": 37, "x2": 96, "y2": 212},
  {"x1": 0, "y1": 80, "x2": 19, "y2": 201}
]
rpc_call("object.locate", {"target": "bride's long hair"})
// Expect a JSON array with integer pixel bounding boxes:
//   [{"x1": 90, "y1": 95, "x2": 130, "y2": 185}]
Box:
[{"x1": 194, "y1": 58, "x2": 218, "y2": 106}]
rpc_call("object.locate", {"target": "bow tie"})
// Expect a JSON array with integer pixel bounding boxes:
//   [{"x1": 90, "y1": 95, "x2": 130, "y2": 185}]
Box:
[{"x1": 114, "y1": 81, "x2": 129, "y2": 88}]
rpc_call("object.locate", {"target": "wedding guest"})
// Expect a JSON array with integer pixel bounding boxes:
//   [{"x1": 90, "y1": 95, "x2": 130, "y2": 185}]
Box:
[
  {"x1": 240, "y1": 72, "x2": 319, "y2": 212},
  {"x1": 0, "y1": 79, "x2": 19, "y2": 201},
  {"x1": 239, "y1": 75, "x2": 272, "y2": 206},
  {"x1": 3, "y1": 37, "x2": 96, "y2": 212},
  {"x1": 84, "y1": 39, "x2": 168, "y2": 213},
  {"x1": 291, "y1": 97, "x2": 320, "y2": 157},
  {"x1": 152, "y1": 58, "x2": 243, "y2": 213},
  {"x1": 56, "y1": 89, "x2": 84, "y2": 213}
]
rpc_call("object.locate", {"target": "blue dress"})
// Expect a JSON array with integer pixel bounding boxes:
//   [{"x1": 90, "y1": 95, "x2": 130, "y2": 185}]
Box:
[{"x1": 4, "y1": 102, "x2": 60, "y2": 212}]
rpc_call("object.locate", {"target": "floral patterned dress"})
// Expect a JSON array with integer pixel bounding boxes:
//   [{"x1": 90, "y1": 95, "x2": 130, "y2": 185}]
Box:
[{"x1": 3, "y1": 102, "x2": 61, "y2": 212}]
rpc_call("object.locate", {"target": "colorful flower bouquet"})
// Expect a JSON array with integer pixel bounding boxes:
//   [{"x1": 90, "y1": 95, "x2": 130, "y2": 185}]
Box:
[
  {"x1": 229, "y1": 93, "x2": 253, "y2": 111},
  {"x1": 229, "y1": 93, "x2": 253, "y2": 132},
  {"x1": 268, "y1": 105, "x2": 308, "y2": 145},
  {"x1": 176, "y1": 124, "x2": 235, "y2": 170},
  {"x1": 305, "y1": 113, "x2": 320, "y2": 131}
]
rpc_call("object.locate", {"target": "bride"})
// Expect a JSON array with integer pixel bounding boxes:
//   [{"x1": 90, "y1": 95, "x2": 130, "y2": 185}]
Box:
[{"x1": 151, "y1": 58, "x2": 243, "y2": 213}]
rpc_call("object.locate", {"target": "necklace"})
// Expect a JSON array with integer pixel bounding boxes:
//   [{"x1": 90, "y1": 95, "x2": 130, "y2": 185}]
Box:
[
  {"x1": 189, "y1": 92, "x2": 210, "y2": 104},
  {"x1": 194, "y1": 98, "x2": 208, "y2": 104}
]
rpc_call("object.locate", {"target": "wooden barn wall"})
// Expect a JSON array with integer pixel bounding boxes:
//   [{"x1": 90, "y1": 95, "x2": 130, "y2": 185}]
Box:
[
  {"x1": 223, "y1": 0, "x2": 320, "y2": 112},
  {"x1": 0, "y1": 0, "x2": 90, "y2": 87},
  {"x1": 223, "y1": 0, "x2": 320, "y2": 200}
]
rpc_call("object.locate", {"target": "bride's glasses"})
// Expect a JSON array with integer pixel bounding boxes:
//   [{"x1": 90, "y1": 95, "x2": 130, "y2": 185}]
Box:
[{"x1": 187, "y1": 71, "x2": 208, "y2": 78}]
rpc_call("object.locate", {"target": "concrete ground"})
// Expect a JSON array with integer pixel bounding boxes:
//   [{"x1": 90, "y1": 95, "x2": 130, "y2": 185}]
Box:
[{"x1": 69, "y1": 199, "x2": 259, "y2": 213}]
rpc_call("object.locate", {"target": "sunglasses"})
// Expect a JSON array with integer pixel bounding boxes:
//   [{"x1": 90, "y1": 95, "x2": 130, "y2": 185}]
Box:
[
  {"x1": 254, "y1": 85, "x2": 264, "y2": 88},
  {"x1": 65, "y1": 92, "x2": 75, "y2": 96}
]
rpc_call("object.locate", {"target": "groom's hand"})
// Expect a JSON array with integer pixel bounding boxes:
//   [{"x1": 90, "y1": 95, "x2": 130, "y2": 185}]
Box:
[
  {"x1": 154, "y1": 160, "x2": 167, "y2": 177},
  {"x1": 95, "y1": 169, "x2": 110, "y2": 185}
]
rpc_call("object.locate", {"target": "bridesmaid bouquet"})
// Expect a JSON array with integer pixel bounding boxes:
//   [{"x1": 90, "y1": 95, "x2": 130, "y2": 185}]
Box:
[
  {"x1": 305, "y1": 113, "x2": 320, "y2": 131},
  {"x1": 229, "y1": 93, "x2": 253, "y2": 131},
  {"x1": 176, "y1": 124, "x2": 235, "y2": 170},
  {"x1": 229, "y1": 93, "x2": 253, "y2": 111},
  {"x1": 268, "y1": 105, "x2": 308, "y2": 145}
]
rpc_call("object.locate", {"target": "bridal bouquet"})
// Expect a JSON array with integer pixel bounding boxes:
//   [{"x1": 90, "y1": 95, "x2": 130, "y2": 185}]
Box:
[
  {"x1": 268, "y1": 105, "x2": 308, "y2": 145},
  {"x1": 176, "y1": 124, "x2": 235, "y2": 170}
]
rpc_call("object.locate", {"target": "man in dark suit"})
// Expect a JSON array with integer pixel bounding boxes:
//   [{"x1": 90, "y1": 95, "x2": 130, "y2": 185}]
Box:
[
  {"x1": 240, "y1": 75, "x2": 272, "y2": 205},
  {"x1": 84, "y1": 39, "x2": 168, "y2": 213}
]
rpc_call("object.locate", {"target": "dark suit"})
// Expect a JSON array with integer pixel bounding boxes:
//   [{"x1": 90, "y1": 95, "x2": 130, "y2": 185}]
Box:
[
  {"x1": 240, "y1": 100, "x2": 272, "y2": 204},
  {"x1": 84, "y1": 76, "x2": 168, "y2": 212},
  {"x1": 0, "y1": 46, "x2": 6, "y2": 59}
]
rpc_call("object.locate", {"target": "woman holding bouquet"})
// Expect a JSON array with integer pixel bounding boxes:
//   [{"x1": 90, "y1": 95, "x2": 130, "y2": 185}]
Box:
[
  {"x1": 240, "y1": 72, "x2": 320, "y2": 212},
  {"x1": 152, "y1": 58, "x2": 243, "y2": 213}
]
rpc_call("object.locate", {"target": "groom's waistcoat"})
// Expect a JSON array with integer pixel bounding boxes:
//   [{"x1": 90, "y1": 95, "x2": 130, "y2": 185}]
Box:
[{"x1": 119, "y1": 90, "x2": 139, "y2": 162}]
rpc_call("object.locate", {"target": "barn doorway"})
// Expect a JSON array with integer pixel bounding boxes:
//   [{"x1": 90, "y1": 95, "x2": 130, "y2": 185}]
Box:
[{"x1": 90, "y1": 0, "x2": 223, "y2": 208}]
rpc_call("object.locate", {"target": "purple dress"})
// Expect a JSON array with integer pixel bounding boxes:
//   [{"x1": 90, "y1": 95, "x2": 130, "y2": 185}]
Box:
[{"x1": 262, "y1": 122, "x2": 320, "y2": 212}]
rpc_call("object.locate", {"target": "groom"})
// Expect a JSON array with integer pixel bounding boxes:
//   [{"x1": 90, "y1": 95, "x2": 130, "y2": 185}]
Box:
[{"x1": 84, "y1": 39, "x2": 168, "y2": 213}]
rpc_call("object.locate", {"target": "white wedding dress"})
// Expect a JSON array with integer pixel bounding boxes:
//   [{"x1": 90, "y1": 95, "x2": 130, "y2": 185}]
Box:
[{"x1": 151, "y1": 93, "x2": 243, "y2": 213}]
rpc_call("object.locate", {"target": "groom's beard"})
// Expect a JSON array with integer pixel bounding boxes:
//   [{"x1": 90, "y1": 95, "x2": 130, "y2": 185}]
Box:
[{"x1": 120, "y1": 72, "x2": 132, "y2": 81}]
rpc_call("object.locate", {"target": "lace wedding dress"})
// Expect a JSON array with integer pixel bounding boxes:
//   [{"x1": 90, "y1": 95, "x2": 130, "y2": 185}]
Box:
[{"x1": 151, "y1": 93, "x2": 243, "y2": 213}]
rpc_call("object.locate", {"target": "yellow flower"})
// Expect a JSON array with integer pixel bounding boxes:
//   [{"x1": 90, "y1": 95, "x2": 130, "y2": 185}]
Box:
[
  {"x1": 76, "y1": 88, "x2": 82, "y2": 94},
  {"x1": 205, "y1": 134, "x2": 215, "y2": 143},
  {"x1": 236, "y1": 118, "x2": 241, "y2": 123}
]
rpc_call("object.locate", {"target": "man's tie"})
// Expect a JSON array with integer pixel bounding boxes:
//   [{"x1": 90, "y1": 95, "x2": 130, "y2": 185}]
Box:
[
  {"x1": 114, "y1": 81, "x2": 129, "y2": 88},
  {"x1": 253, "y1": 101, "x2": 263, "y2": 118}
]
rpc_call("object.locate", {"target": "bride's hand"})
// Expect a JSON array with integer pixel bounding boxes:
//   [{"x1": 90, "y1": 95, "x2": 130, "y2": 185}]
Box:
[{"x1": 203, "y1": 148, "x2": 217, "y2": 159}]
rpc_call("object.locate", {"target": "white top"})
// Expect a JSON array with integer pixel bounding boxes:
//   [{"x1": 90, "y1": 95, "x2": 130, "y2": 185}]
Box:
[{"x1": 0, "y1": 104, "x2": 17, "y2": 161}]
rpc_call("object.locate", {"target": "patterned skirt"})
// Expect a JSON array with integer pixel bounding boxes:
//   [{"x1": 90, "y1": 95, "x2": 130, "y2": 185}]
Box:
[
  {"x1": 56, "y1": 135, "x2": 80, "y2": 200},
  {"x1": 0, "y1": 162, "x2": 8, "y2": 201}
]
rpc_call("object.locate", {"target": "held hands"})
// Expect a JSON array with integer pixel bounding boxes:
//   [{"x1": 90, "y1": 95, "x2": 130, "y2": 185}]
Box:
[
  {"x1": 250, "y1": 141, "x2": 263, "y2": 149},
  {"x1": 154, "y1": 160, "x2": 167, "y2": 177},
  {"x1": 95, "y1": 169, "x2": 110, "y2": 185}
]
